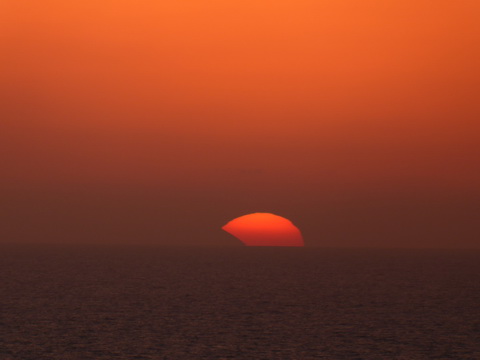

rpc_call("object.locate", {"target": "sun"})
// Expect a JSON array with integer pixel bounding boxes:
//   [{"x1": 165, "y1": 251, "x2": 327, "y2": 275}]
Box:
[{"x1": 222, "y1": 213, "x2": 304, "y2": 247}]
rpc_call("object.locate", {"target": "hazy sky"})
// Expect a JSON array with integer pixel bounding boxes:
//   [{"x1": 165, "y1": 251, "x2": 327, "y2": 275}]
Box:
[{"x1": 1, "y1": 0, "x2": 479, "y2": 247}]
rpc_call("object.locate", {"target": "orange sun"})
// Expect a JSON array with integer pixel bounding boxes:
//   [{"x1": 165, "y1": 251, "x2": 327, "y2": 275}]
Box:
[{"x1": 222, "y1": 213, "x2": 304, "y2": 247}]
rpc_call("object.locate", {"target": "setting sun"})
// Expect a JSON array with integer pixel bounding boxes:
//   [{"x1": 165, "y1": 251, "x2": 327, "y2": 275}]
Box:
[{"x1": 222, "y1": 213, "x2": 304, "y2": 247}]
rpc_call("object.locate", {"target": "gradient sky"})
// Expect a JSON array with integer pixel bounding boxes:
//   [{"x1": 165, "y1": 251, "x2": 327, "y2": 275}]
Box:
[{"x1": 1, "y1": 0, "x2": 479, "y2": 247}]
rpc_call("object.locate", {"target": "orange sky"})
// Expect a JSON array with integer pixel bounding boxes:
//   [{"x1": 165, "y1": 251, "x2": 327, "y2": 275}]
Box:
[{"x1": 1, "y1": 1, "x2": 479, "y2": 247}]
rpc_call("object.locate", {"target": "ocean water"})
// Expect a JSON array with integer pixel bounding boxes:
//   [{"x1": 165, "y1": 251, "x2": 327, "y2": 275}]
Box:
[{"x1": 1, "y1": 246, "x2": 479, "y2": 359}]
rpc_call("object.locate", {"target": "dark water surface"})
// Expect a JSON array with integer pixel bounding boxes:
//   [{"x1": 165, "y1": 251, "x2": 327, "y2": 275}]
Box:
[{"x1": 1, "y1": 246, "x2": 479, "y2": 359}]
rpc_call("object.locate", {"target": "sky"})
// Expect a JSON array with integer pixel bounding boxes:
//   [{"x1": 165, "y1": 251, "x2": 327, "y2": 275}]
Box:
[{"x1": 1, "y1": 0, "x2": 479, "y2": 247}]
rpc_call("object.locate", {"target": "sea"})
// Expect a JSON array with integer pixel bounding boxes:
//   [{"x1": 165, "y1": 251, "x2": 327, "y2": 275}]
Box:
[{"x1": 1, "y1": 246, "x2": 479, "y2": 359}]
